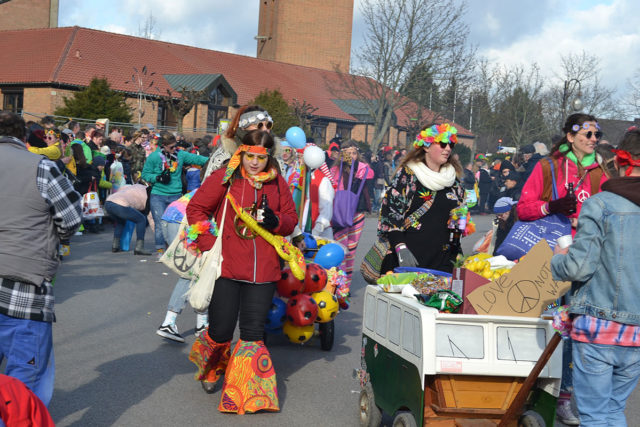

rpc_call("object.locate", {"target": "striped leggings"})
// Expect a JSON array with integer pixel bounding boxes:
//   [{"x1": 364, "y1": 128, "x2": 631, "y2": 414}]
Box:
[{"x1": 333, "y1": 212, "x2": 366, "y2": 284}]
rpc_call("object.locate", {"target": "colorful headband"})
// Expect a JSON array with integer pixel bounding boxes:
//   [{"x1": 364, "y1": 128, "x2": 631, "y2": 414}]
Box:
[
  {"x1": 238, "y1": 111, "x2": 273, "y2": 129},
  {"x1": 612, "y1": 148, "x2": 640, "y2": 176},
  {"x1": 413, "y1": 123, "x2": 458, "y2": 148},
  {"x1": 222, "y1": 144, "x2": 269, "y2": 184},
  {"x1": 571, "y1": 122, "x2": 600, "y2": 132}
]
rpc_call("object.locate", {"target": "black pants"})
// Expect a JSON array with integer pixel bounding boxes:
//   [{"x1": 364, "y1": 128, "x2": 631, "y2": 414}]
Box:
[{"x1": 207, "y1": 277, "x2": 276, "y2": 343}]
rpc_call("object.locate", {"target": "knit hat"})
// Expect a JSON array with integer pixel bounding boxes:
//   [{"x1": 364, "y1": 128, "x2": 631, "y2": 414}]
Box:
[
  {"x1": 521, "y1": 144, "x2": 535, "y2": 154},
  {"x1": 503, "y1": 169, "x2": 520, "y2": 183},
  {"x1": 493, "y1": 197, "x2": 516, "y2": 214},
  {"x1": 92, "y1": 156, "x2": 106, "y2": 167},
  {"x1": 279, "y1": 138, "x2": 292, "y2": 148},
  {"x1": 28, "y1": 129, "x2": 47, "y2": 148}
]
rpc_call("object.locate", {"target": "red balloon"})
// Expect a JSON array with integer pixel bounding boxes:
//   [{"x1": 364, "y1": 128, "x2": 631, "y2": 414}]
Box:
[
  {"x1": 277, "y1": 268, "x2": 305, "y2": 298},
  {"x1": 303, "y1": 263, "x2": 328, "y2": 293},
  {"x1": 286, "y1": 294, "x2": 319, "y2": 326}
]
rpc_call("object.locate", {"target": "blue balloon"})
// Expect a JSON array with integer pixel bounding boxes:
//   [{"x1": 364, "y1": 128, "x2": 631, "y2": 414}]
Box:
[
  {"x1": 314, "y1": 243, "x2": 345, "y2": 269},
  {"x1": 285, "y1": 126, "x2": 307, "y2": 149},
  {"x1": 265, "y1": 297, "x2": 287, "y2": 330}
]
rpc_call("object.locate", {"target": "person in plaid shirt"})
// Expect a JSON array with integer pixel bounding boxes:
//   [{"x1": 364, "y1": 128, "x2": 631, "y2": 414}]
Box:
[{"x1": 0, "y1": 111, "x2": 82, "y2": 407}]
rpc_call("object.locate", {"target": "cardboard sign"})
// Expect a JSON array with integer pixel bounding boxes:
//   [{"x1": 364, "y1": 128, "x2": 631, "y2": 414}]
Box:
[{"x1": 466, "y1": 240, "x2": 571, "y2": 317}]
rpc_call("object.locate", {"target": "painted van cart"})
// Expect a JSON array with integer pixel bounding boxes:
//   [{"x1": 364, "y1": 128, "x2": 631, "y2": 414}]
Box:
[{"x1": 357, "y1": 285, "x2": 562, "y2": 426}]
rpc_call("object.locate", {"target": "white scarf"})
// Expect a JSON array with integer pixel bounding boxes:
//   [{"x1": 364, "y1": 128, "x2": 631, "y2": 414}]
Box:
[{"x1": 406, "y1": 160, "x2": 457, "y2": 191}]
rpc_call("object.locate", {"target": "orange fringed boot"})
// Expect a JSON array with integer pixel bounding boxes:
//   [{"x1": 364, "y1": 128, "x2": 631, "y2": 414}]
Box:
[
  {"x1": 188, "y1": 331, "x2": 231, "y2": 393},
  {"x1": 218, "y1": 340, "x2": 279, "y2": 414}
]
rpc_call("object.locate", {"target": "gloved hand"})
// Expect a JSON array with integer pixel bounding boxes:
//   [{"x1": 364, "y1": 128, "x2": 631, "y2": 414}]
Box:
[
  {"x1": 395, "y1": 243, "x2": 418, "y2": 268},
  {"x1": 311, "y1": 222, "x2": 325, "y2": 236},
  {"x1": 156, "y1": 169, "x2": 171, "y2": 184},
  {"x1": 548, "y1": 194, "x2": 577, "y2": 215},
  {"x1": 261, "y1": 206, "x2": 279, "y2": 230}
]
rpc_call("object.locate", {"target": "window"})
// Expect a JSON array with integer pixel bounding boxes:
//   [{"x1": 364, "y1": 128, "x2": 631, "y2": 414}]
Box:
[
  {"x1": 402, "y1": 311, "x2": 421, "y2": 357},
  {"x1": 364, "y1": 294, "x2": 376, "y2": 332},
  {"x1": 311, "y1": 124, "x2": 327, "y2": 145},
  {"x1": 375, "y1": 299, "x2": 388, "y2": 338},
  {"x1": 2, "y1": 89, "x2": 23, "y2": 113},
  {"x1": 497, "y1": 327, "x2": 546, "y2": 362},
  {"x1": 207, "y1": 86, "x2": 230, "y2": 132},
  {"x1": 389, "y1": 305, "x2": 401, "y2": 345},
  {"x1": 436, "y1": 324, "x2": 484, "y2": 359},
  {"x1": 336, "y1": 125, "x2": 352, "y2": 140},
  {"x1": 156, "y1": 101, "x2": 167, "y2": 128}
]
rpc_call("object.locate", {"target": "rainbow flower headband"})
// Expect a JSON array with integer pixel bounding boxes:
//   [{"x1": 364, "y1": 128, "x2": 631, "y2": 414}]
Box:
[{"x1": 414, "y1": 123, "x2": 458, "y2": 148}]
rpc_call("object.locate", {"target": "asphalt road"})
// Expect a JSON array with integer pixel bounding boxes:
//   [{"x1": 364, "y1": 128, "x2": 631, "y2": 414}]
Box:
[{"x1": 46, "y1": 214, "x2": 640, "y2": 426}]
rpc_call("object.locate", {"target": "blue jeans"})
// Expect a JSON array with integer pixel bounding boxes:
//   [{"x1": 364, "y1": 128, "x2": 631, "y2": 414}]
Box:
[
  {"x1": 104, "y1": 201, "x2": 147, "y2": 240},
  {"x1": 572, "y1": 340, "x2": 640, "y2": 426},
  {"x1": 149, "y1": 194, "x2": 180, "y2": 249},
  {"x1": 0, "y1": 313, "x2": 54, "y2": 406}
]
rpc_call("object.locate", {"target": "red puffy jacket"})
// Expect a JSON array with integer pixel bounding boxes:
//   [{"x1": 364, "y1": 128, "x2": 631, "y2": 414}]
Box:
[
  {"x1": 187, "y1": 168, "x2": 297, "y2": 284},
  {"x1": 518, "y1": 154, "x2": 607, "y2": 225}
]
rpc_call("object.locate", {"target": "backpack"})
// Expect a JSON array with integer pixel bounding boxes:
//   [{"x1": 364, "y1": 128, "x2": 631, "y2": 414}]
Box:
[{"x1": 331, "y1": 160, "x2": 369, "y2": 228}]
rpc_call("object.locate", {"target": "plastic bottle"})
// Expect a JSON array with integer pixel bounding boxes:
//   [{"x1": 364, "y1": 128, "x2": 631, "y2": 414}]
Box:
[
  {"x1": 567, "y1": 182, "x2": 576, "y2": 214},
  {"x1": 120, "y1": 220, "x2": 136, "y2": 251}
]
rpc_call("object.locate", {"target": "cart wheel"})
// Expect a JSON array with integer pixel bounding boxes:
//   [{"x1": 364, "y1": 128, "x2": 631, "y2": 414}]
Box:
[
  {"x1": 319, "y1": 320, "x2": 334, "y2": 351},
  {"x1": 518, "y1": 410, "x2": 546, "y2": 427},
  {"x1": 359, "y1": 384, "x2": 382, "y2": 427},
  {"x1": 392, "y1": 411, "x2": 417, "y2": 427}
]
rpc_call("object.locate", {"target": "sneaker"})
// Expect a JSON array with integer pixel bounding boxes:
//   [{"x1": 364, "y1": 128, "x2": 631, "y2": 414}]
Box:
[
  {"x1": 155, "y1": 249, "x2": 165, "y2": 263},
  {"x1": 195, "y1": 325, "x2": 208, "y2": 338},
  {"x1": 556, "y1": 399, "x2": 580, "y2": 425},
  {"x1": 156, "y1": 324, "x2": 185, "y2": 343}
]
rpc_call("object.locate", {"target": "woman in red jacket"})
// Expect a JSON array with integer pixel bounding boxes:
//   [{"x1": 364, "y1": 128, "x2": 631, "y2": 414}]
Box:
[
  {"x1": 186, "y1": 130, "x2": 297, "y2": 414},
  {"x1": 517, "y1": 113, "x2": 607, "y2": 426}
]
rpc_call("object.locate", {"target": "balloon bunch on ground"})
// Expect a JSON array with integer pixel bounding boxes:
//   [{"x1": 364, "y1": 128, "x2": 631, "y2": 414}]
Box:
[{"x1": 265, "y1": 239, "x2": 346, "y2": 344}]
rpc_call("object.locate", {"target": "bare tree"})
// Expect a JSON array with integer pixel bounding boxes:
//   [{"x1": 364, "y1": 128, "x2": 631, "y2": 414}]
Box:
[
  {"x1": 546, "y1": 51, "x2": 621, "y2": 131},
  {"x1": 623, "y1": 68, "x2": 640, "y2": 118},
  {"x1": 137, "y1": 11, "x2": 161, "y2": 40},
  {"x1": 162, "y1": 87, "x2": 204, "y2": 133},
  {"x1": 330, "y1": 0, "x2": 473, "y2": 153},
  {"x1": 290, "y1": 98, "x2": 319, "y2": 135}
]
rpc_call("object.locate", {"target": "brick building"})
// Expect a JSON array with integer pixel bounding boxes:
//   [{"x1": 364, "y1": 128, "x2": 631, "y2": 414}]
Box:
[
  {"x1": 256, "y1": 0, "x2": 353, "y2": 73},
  {"x1": 0, "y1": 26, "x2": 474, "y2": 149},
  {"x1": 0, "y1": 0, "x2": 58, "y2": 30}
]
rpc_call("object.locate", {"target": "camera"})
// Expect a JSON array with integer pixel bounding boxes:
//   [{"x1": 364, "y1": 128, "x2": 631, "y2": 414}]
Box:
[{"x1": 157, "y1": 168, "x2": 171, "y2": 184}]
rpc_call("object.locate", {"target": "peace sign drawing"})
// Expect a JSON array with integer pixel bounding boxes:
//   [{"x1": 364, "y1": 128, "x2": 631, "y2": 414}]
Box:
[{"x1": 507, "y1": 280, "x2": 541, "y2": 314}]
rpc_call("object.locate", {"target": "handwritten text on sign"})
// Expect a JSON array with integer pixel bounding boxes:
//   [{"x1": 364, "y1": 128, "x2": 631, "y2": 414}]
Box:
[{"x1": 467, "y1": 240, "x2": 570, "y2": 317}]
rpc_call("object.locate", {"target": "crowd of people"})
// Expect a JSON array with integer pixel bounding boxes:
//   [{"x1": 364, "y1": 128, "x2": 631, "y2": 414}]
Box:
[{"x1": 1, "y1": 105, "x2": 640, "y2": 425}]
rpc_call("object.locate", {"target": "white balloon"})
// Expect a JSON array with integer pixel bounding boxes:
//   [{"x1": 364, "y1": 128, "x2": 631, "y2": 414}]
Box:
[{"x1": 303, "y1": 145, "x2": 325, "y2": 169}]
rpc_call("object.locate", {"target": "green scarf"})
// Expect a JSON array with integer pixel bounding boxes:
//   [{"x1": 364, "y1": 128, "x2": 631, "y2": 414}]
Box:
[{"x1": 559, "y1": 143, "x2": 595, "y2": 167}]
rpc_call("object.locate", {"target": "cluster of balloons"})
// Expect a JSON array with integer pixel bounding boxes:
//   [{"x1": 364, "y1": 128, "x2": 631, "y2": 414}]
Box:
[{"x1": 284, "y1": 126, "x2": 325, "y2": 170}]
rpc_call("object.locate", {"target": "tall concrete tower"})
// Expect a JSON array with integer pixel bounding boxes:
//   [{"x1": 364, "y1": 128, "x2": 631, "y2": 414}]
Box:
[
  {"x1": 256, "y1": 0, "x2": 354, "y2": 73},
  {"x1": 0, "y1": 0, "x2": 59, "y2": 31}
]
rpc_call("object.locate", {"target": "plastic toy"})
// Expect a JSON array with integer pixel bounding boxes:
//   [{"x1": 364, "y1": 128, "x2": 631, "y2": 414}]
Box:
[
  {"x1": 314, "y1": 243, "x2": 345, "y2": 269},
  {"x1": 276, "y1": 268, "x2": 305, "y2": 298},
  {"x1": 265, "y1": 297, "x2": 287, "y2": 331},
  {"x1": 286, "y1": 294, "x2": 318, "y2": 326},
  {"x1": 312, "y1": 291, "x2": 339, "y2": 323},
  {"x1": 285, "y1": 126, "x2": 307, "y2": 149},
  {"x1": 283, "y1": 321, "x2": 314, "y2": 343},
  {"x1": 303, "y1": 263, "x2": 328, "y2": 293}
]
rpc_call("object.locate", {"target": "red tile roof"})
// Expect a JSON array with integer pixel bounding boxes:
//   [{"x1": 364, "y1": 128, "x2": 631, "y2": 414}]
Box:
[{"x1": 0, "y1": 26, "x2": 473, "y2": 135}]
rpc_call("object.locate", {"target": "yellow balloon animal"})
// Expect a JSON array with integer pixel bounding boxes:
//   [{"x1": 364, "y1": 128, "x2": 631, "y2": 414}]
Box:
[{"x1": 226, "y1": 193, "x2": 306, "y2": 280}]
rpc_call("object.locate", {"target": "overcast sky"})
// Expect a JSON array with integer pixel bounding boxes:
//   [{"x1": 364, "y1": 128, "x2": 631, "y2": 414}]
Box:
[{"x1": 60, "y1": 0, "x2": 639, "y2": 113}]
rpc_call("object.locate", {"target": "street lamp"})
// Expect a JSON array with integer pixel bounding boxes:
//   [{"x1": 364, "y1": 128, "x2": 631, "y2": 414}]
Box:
[{"x1": 560, "y1": 79, "x2": 582, "y2": 127}]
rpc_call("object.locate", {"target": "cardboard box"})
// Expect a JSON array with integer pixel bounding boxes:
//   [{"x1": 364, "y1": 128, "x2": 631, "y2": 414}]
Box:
[
  {"x1": 462, "y1": 240, "x2": 571, "y2": 317},
  {"x1": 452, "y1": 268, "x2": 490, "y2": 314}
]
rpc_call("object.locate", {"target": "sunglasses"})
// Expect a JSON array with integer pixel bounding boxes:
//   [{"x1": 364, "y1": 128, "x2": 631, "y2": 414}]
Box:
[
  {"x1": 580, "y1": 130, "x2": 603, "y2": 140},
  {"x1": 435, "y1": 141, "x2": 456, "y2": 150},
  {"x1": 257, "y1": 121, "x2": 273, "y2": 130},
  {"x1": 244, "y1": 153, "x2": 268, "y2": 162}
]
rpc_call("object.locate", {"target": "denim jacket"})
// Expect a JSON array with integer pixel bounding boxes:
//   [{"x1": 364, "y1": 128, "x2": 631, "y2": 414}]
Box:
[{"x1": 551, "y1": 190, "x2": 640, "y2": 326}]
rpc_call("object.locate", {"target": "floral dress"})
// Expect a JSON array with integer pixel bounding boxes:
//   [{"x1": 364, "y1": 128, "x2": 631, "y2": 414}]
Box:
[{"x1": 378, "y1": 165, "x2": 465, "y2": 273}]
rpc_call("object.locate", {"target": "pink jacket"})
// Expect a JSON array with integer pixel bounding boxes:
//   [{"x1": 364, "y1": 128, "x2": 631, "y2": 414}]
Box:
[
  {"x1": 105, "y1": 184, "x2": 148, "y2": 211},
  {"x1": 330, "y1": 161, "x2": 374, "y2": 191},
  {"x1": 518, "y1": 155, "x2": 607, "y2": 222}
]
